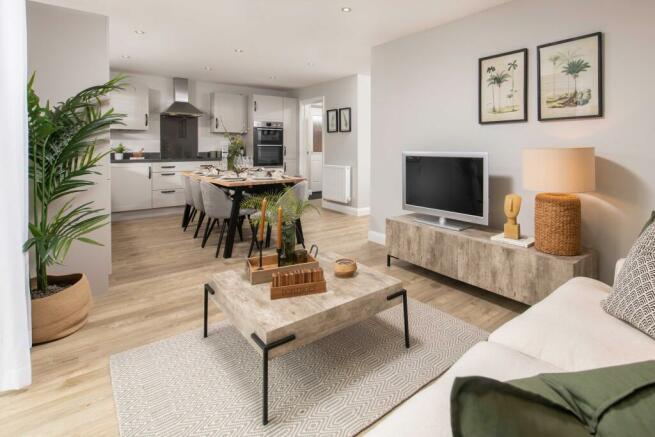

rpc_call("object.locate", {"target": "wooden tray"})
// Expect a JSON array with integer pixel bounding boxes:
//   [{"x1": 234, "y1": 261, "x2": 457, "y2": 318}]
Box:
[
  {"x1": 271, "y1": 280, "x2": 327, "y2": 300},
  {"x1": 246, "y1": 253, "x2": 320, "y2": 284}
]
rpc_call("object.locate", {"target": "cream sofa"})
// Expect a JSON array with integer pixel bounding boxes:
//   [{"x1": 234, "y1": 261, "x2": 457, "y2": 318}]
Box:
[{"x1": 366, "y1": 260, "x2": 655, "y2": 436}]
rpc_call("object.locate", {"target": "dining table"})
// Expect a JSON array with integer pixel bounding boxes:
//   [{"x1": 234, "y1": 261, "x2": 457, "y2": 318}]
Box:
[{"x1": 183, "y1": 171, "x2": 306, "y2": 258}]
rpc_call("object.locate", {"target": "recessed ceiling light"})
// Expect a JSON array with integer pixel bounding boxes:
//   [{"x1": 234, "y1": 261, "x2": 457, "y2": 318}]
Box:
[
  {"x1": 204, "y1": 66, "x2": 212, "y2": 71},
  {"x1": 306, "y1": 61, "x2": 314, "y2": 67},
  {"x1": 268, "y1": 76, "x2": 277, "y2": 80},
  {"x1": 341, "y1": 7, "x2": 352, "y2": 12},
  {"x1": 234, "y1": 48, "x2": 244, "y2": 53},
  {"x1": 121, "y1": 55, "x2": 131, "y2": 59},
  {"x1": 134, "y1": 30, "x2": 146, "y2": 35}
]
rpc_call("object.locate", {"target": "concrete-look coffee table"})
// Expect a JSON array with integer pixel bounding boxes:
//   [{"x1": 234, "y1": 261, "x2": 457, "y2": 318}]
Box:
[{"x1": 203, "y1": 251, "x2": 409, "y2": 425}]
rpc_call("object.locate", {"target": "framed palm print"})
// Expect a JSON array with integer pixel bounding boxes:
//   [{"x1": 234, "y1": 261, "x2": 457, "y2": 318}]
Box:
[
  {"x1": 538, "y1": 32, "x2": 603, "y2": 121},
  {"x1": 479, "y1": 48, "x2": 528, "y2": 124},
  {"x1": 327, "y1": 109, "x2": 338, "y2": 133},
  {"x1": 339, "y1": 107, "x2": 351, "y2": 132}
]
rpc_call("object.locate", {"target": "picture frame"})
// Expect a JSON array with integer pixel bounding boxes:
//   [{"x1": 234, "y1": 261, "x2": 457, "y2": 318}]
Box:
[
  {"x1": 479, "y1": 48, "x2": 528, "y2": 124},
  {"x1": 537, "y1": 32, "x2": 603, "y2": 121},
  {"x1": 326, "y1": 109, "x2": 338, "y2": 133},
  {"x1": 338, "y1": 107, "x2": 351, "y2": 132}
]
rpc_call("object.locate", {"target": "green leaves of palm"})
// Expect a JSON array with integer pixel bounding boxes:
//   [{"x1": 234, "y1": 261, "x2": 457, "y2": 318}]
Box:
[
  {"x1": 486, "y1": 71, "x2": 510, "y2": 87},
  {"x1": 507, "y1": 60, "x2": 518, "y2": 71},
  {"x1": 25, "y1": 74, "x2": 126, "y2": 292},
  {"x1": 562, "y1": 58, "x2": 590, "y2": 78}
]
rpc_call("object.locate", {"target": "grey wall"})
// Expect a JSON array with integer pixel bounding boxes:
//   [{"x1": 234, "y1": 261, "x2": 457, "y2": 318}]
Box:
[
  {"x1": 110, "y1": 71, "x2": 288, "y2": 156},
  {"x1": 292, "y1": 74, "x2": 371, "y2": 209},
  {"x1": 27, "y1": 1, "x2": 112, "y2": 293},
  {"x1": 371, "y1": 0, "x2": 655, "y2": 284}
]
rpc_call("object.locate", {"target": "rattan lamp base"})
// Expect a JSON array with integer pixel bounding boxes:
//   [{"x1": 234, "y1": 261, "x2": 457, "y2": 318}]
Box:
[{"x1": 534, "y1": 193, "x2": 581, "y2": 256}]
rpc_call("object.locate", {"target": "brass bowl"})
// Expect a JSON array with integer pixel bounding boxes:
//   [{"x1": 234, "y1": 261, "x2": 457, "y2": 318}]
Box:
[{"x1": 334, "y1": 258, "x2": 357, "y2": 278}]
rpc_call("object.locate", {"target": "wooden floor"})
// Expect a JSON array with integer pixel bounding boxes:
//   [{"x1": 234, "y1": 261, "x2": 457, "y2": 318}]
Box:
[{"x1": 0, "y1": 203, "x2": 526, "y2": 436}]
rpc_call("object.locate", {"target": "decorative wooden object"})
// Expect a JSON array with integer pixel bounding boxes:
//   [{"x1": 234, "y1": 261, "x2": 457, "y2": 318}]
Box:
[
  {"x1": 246, "y1": 253, "x2": 319, "y2": 285},
  {"x1": 386, "y1": 214, "x2": 596, "y2": 305},
  {"x1": 535, "y1": 193, "x2": 581, "y2": 256},
  {"x1": 503, "y1": 194, "x2": 522, "y2": 240},
  {"x1": 333, "y1": 258, "x2": 357, "y2": 278},
  {"x1": 270, "y1": 268, "x2": 327, "y2": 300}
]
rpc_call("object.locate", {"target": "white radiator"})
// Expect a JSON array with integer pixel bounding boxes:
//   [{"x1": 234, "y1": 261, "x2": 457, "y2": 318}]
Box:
[{"x1": 323, "y1": 165, "x2": 351, "y2": 204}]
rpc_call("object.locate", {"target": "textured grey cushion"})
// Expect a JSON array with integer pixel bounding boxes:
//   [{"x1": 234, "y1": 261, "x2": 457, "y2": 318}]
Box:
[{"x1": 602, "y1": 222, "x2": 655, "y2": 338}]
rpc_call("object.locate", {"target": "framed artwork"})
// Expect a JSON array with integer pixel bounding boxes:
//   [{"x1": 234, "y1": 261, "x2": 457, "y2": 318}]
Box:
[
  {"x1": 479, "y1": 48, "x2": 528, "y2": 124},
  {"x1": 327, "y1": 109, "x2": 338, "y2": 133},
  {"x1": 537, "y1": 32, "x2": 603, "y2": 121},
  {"x1": 339, "y1": 107, "x2": 351, "y2": 132}
]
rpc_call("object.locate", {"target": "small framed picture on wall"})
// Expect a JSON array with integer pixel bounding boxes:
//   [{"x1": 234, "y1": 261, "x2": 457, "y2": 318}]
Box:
[
  {"x1": 327, "y1": 109, "x2": 338, "y2": 133},
  {"x1": 537, "y1": 32, "x2": 603, "y2": 121},
  {"x1": 479, "y1": 48, "x2": 528, "y2": 124},
  {"x1": 338, "y1": 108, "x2": 351, "y2": 132}
]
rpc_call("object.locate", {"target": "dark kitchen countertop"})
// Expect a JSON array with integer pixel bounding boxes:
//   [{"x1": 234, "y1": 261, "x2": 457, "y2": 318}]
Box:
[{"x1": 110, "y1": 152, "x2": 222, "y2": 164}]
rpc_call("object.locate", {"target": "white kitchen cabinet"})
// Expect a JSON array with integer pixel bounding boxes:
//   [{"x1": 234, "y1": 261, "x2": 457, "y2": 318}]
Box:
[
  {"x1": 283, "y1": 97, "x2": 299, "y2": 162},
  {"x1": 210, "y1": 92, "x2": 247, "y2": 133},
  {"x1": 111, "y1": 163, "x2": 152, "y2": 212},
  {"x1": 252, "y1": 94, "x2": 284, "y2": 122},
  {"x1": 110, "y1": 81, "x2": 149, "y2": 131},
  {"x1": 284, "y1": 159, "x2": 298, "y2": 176},
  {"x1": 152, "y1": 189, "x2": 186, "y2": 208}
]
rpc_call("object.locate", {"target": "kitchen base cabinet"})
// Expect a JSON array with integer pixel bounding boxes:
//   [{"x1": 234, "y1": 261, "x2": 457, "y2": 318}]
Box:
[
  {"x1": 111, "y1": 163, "x2": 152, "y2": 212},
  {"x1": 152, "y1": 189, "x2": 186, "y2": 208}
]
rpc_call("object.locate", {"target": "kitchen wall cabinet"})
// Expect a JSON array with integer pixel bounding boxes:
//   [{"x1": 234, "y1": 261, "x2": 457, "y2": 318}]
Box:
[
  {"x1": 210, "y1": 92, "x2": 247, "y2": 133},
  {"x1": 283, "y1": 97, "x2": 299, "y2": 175},
  {"x1": 111, "y1": 163, "x2": 152, "y2": 212},
  {"x1": 110, "y1": 81, "x2": 149, "y2": 131},
  {"x1": 252, "y1": 94, "x2": 284, "y2": 122}
]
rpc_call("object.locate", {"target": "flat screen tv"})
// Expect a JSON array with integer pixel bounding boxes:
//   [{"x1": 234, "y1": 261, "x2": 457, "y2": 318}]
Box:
[{"x1": 402, "y1": 152, "x2": 489, "y2": 230}]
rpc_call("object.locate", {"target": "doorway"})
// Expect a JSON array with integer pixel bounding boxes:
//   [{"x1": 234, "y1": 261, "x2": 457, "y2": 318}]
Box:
[{"x1": 299, "y1": 97, "x2": 324, "y2": 196}]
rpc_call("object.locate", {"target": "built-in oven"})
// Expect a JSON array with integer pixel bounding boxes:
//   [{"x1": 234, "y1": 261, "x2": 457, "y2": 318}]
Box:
[{"x1": 253, "y1": 121, "x2": 283, "y2": 167}]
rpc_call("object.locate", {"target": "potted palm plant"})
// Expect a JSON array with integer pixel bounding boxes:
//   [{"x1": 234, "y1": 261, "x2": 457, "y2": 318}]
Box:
[{"x1": 24, "y1": 74, "x2": 124, "y2": 344}]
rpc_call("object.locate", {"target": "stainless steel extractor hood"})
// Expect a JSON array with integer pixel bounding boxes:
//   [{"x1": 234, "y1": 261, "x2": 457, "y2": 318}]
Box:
[{"x1": 162, "y1": 77, "x2": 203, "y2": 117}]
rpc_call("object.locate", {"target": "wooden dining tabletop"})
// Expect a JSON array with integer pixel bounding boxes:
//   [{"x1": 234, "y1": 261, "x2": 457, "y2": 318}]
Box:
[{"x1": 183, "y1": 171, "x2": 305, "y2": 188}]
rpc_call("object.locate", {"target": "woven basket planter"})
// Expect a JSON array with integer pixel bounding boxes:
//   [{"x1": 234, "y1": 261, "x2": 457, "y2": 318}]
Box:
[{"x1": 534, "y1": 193, "x2": 581, "y2": 256}]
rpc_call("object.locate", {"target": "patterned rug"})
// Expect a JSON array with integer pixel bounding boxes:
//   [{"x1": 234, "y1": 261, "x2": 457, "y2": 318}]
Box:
[{"x1": 110, "y1": 299, "x2": 487, "y2": 436}]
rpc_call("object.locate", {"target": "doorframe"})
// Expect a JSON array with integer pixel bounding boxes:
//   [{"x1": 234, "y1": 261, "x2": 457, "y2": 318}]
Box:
[{"x1": 298, "y1": 96, "x2": 325, "y2": 192}]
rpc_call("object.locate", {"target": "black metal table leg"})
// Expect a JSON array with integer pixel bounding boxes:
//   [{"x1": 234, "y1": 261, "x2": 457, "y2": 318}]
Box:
[
  {"x1": 203, "y1": 284, "x2": 215, "y2": 338},
  {"x1": 387, "y1": 289, "x2": 410, "y2": 348},
  {"x1": 223, "y1": 188, "x2": 243, "y2": 258},
  {"x1": 386, "y1": 254, "x2": 398, "y2": 267},
  {"x1": 251, "y1": 333, "x2": 296, "y2": 425}
]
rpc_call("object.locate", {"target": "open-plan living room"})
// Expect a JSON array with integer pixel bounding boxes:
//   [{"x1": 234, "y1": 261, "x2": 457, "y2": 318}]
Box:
[{"x1": 2, "y1": 0, "x2": 655, "y2": 435}]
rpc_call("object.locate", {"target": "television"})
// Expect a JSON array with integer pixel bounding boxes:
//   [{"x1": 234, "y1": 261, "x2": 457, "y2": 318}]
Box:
[{"x1": 402, "y1": 151, "x2": 489, "y2": 230}]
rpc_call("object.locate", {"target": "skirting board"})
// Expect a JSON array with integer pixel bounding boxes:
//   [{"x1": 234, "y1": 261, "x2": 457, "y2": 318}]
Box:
[
  {"x1": 368, "y1": 230, "x2": 386, "y2": 245},
  {"x1": 321, "y1": 200, "x2": 370, "y2": 217}
]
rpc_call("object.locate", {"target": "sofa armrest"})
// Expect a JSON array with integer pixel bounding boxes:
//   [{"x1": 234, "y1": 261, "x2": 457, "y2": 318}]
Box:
[{"x1": 614, "y1": 258, "x2": 626, "y2": 285}]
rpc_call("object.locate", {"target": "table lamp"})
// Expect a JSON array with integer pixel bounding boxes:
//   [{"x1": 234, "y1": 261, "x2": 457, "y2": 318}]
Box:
[{"x1": 522, "y1": 147, "x2": 595, "y2": 256}]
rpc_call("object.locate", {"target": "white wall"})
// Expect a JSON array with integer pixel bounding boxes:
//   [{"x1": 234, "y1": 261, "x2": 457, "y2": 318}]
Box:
[
  {"x1": 27, "y1": 1, "x2": 112, "y2": 293},
  {"x1": 292, "y1": 74, "x2": 371, "y2": 209},
  {"x1": 370, "y1": 0, "x2": 655, "y2": 284},
  {"x1": 110, "y1": 71, "x2": 287, "y2": 155}
]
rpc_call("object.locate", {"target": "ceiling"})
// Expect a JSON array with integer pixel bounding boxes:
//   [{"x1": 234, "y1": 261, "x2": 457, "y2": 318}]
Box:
[{"x1": 34, "y1": 0, "x2": 508, "y2": 90}]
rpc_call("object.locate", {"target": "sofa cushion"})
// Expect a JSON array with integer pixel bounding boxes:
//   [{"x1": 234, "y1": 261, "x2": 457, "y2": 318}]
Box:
[
  {"x1": 363, "y1": 341, "x2": 560, "y2": 437},
  {"x1": 602, "y1": 221, "x2": 655, "y2": 338},
  {"x1": 490, "y1": 277, "x2": 655, "y2": 371}
]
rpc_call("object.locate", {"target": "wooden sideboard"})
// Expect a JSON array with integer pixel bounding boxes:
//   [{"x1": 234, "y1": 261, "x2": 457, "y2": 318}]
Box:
[{"x1": 386, "y1": 215, "x2": 597, "y2": 305}]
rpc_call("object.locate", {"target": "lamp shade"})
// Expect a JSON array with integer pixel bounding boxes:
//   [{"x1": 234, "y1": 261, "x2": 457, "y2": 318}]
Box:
[{"x1": 522, "y1": 147, "x2": 596, "y2": 193}]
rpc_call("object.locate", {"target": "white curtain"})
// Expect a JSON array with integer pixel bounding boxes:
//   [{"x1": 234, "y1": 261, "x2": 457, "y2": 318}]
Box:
[{"x1": 0, "y1": 0, "x2": 32, "y2": 391}]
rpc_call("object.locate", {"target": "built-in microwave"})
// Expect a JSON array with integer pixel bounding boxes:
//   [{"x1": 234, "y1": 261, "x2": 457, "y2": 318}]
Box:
[{"x1": 253, "y1": 121, "x2": 283, "y2": 167}]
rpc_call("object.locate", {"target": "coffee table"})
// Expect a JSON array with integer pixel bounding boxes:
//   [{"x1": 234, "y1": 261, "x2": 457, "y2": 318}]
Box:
[{"x1": 203, "y1": 251, "x2": 409, "y2": 425}]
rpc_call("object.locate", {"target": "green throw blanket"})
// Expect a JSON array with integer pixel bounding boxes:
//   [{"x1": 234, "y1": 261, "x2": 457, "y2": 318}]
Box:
[{"x1": 451, "y1": 361, "x2": 655, "y2": 437}]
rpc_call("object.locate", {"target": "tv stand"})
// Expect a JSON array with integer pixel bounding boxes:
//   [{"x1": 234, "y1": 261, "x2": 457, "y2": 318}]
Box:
[
  {"x1": 386, "y1": 214, "x2": 597, "y2": 305},
  {"x1": 413, "y1": 215, "x2": 471, "y2": 231}
]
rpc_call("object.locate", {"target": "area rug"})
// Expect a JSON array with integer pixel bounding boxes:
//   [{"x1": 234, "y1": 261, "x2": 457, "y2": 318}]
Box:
[{"x1": 110, "y1": 299, "x2": 487, "y2": 436}]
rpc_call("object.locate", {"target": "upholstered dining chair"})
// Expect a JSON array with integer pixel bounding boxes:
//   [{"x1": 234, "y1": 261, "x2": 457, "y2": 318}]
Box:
[
  {"x1": 200, "y1": 182, "x2": 257, "y2": 257},
  {"x1": 182, "y1": 175, "x2": 197, "y2": 231},
  {"x1": 189, "y1": 178, "x2": 206, "y2": 239}
]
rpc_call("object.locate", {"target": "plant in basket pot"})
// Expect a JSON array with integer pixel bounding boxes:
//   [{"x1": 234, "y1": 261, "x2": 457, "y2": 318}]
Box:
[{"x1": 24, "y1": 74, "x2": 125, "y2": 344}]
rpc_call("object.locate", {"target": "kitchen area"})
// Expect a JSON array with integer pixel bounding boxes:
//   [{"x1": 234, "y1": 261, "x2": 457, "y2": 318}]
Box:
[{"x1": 109, "y1": 73, "x2": 299, "y2": 217}]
